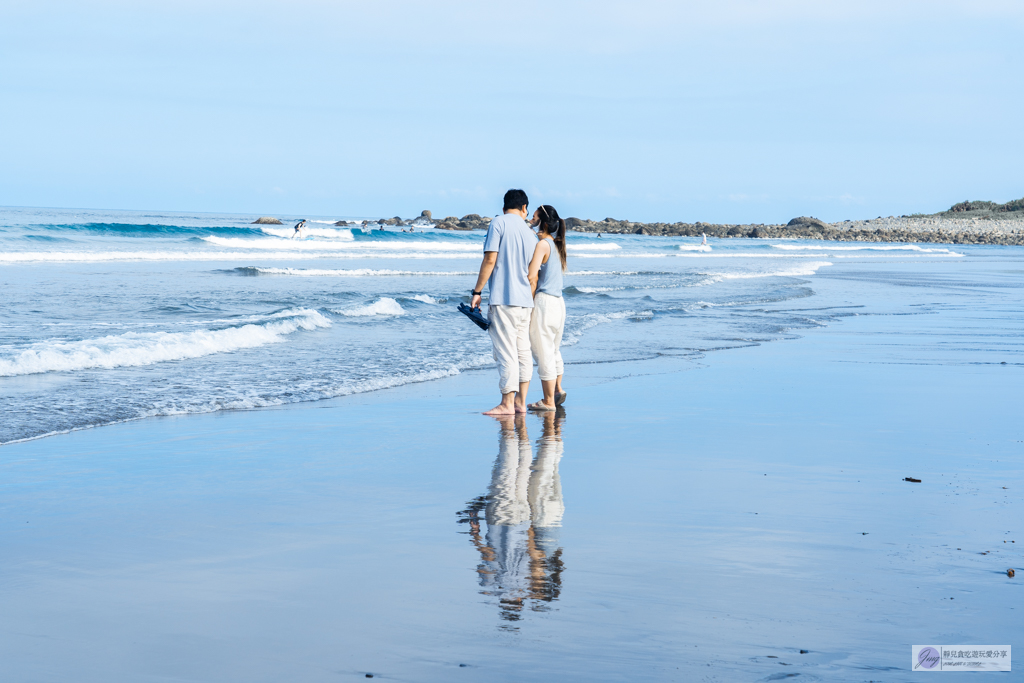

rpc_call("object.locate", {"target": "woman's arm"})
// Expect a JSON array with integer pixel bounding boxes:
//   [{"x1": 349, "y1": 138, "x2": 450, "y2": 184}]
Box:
[{"x1": 527, "y1": 239, "x2": 550, "y2": 297}]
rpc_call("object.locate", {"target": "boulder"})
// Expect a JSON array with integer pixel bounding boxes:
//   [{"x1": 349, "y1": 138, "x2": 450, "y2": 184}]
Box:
[
  {"x1": 420, "y1": 210, "x2": 432, "y2": 220},
  {"x1": 434, "y1": 216, "x2": 460, "y2": 230},
  {"x1": 252, "y1": 217, "x2": 283, "y2": 225},
  {"x1": 334, "y1": 220, "x2": 352, "y2": 226},
  {"x1": 786, "y1": 216, "x2": 828, "y2": 229}
]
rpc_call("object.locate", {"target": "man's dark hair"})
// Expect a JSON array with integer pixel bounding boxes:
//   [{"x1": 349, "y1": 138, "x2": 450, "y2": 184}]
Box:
[{"x1": 503, "y1": 189, "x2": 529, "y2": 212}]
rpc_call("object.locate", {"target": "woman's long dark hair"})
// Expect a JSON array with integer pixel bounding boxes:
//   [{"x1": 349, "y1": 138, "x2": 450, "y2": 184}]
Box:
[{"x1": 537, "y1": 205, "x2": 567, "y2": 271}]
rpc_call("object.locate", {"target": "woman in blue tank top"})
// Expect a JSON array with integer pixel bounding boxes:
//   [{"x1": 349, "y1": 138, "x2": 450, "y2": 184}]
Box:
[{"x1": 526, "y1": 205, "x2": 568, "y2": 411}]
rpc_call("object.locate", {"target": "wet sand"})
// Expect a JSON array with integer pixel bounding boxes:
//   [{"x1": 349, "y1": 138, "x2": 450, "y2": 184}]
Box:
[{"x1": 1, "y1": 269, "x2": 1022, "y2": 681}]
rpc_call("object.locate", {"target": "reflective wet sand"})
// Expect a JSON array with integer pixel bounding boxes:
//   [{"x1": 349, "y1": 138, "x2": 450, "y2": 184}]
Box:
[{"x1": 1, "y1": 258, "x2": 1021, "y2": 681}]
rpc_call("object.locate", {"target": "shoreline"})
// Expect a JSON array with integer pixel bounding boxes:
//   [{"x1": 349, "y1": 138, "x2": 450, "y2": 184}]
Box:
[
  {"x1": 565, "y1": 214, "x2": 1024, "y2": 244},
  {"x1": 426, "y1": 210, "x2": 1024, "y2": 245}
]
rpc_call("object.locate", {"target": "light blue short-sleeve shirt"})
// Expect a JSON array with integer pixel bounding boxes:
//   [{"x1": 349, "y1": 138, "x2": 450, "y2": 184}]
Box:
[{"x1": 483, "y1": 213, "x2": 538, "y2": 308}]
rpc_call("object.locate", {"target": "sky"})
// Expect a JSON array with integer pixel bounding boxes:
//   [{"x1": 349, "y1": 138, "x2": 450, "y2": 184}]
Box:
[{"x1": 2, "y1": 0, "x2": 1023, "y2": 223}]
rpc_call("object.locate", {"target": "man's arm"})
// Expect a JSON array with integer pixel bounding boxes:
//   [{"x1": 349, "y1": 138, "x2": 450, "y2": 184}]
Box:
[{"x1": 471, "y1": 252, "x2": 498, "y2": 309}]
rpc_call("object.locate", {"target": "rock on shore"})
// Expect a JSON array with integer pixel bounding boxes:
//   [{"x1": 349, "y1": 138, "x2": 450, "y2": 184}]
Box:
[
  {"x1": 435, "y1": 214, "x2": 494, "y2": 231},
  {"x1": 252, "y1": 217, "x2": 283, "y2": 225}
]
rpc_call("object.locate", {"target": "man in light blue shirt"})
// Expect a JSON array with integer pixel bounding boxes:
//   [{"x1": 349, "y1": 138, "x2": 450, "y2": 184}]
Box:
[{"x1": 471, "y1": 189, "x2": 539, "y2": 415}]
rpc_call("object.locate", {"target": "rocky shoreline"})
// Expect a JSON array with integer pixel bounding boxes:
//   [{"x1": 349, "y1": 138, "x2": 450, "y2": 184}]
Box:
[
  {"x1": 428, "y1": 199, "x2": 1024, "y2": 245},
  {"x1": 253, "y1": 199, "x2": 1024, "y2": 245},
  {"x1": 562, "y1": 214, "x2": 1024, "y2": 245}
]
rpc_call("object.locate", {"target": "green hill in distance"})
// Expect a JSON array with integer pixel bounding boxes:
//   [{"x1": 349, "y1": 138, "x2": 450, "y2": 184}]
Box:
[{"x1": 940, "y1": 196, "x2": 1024, "y2": 218}]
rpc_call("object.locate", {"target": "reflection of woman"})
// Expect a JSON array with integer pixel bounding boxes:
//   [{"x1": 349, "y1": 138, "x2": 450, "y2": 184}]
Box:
[
  {"x1": 527, "y1": 205, "x2": 568, "y2": 411},
  {"x1": 457, "y1": 413, "x2": 565, "y2": 623}
]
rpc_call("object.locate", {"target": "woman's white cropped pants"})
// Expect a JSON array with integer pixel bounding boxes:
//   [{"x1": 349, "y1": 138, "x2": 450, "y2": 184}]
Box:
[{"x1": 529, "y1": 292, "x2": 565, "y2": 382}]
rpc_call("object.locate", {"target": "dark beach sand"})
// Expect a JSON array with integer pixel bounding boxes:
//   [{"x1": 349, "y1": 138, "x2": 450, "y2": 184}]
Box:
[{"x1": 1, "y1": 269, "x2": 1021, "y2": 682}]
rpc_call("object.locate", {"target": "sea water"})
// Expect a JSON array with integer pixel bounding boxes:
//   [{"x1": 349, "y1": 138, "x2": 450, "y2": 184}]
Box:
[{"x1": 0, "y1": 206, "x2": 985, "y2": 445}]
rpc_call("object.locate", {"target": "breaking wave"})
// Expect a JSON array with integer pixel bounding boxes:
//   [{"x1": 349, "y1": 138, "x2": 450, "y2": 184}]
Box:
[
  {"x1": 331, "y1": 298, "x2": 406, "y2": 317},
  {"x1": 0, "y1": 309, "x2": 331, "y2": 377},
  {"x1": 233, "y1": 267, "x2": 474, "y2": 276}
]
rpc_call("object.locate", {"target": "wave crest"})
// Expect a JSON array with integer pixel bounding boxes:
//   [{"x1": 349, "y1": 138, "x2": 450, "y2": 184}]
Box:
[{"x1": 0, "y1": 309, "x2": 331, "y2": 377}]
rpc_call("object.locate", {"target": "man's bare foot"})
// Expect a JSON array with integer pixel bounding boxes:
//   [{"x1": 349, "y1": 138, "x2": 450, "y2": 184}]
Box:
[
  {"x1": 483, "y1": 404, "x2": 516, "y2": 415},
  {"x1": 514, "y1": 402, "x2": 528, "y2": 413}
]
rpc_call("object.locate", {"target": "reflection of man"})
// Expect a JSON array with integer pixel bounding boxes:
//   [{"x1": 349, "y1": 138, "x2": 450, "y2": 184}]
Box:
[
  {"x1": 470, "y1": 189, "x2": 538, "y2": 415},
  {"x1": 457, "y1": 413, "x2": 565, "y2": 623}
]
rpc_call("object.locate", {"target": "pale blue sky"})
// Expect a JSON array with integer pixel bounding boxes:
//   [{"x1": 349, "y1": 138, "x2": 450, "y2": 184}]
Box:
[{"x1": 2, "y1": 1, "x2": 1022, "y2": 223}]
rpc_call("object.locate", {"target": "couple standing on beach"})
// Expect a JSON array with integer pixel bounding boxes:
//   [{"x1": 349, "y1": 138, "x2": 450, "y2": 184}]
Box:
[{"x1": 471, "y1": 189, "x2": 568, "y2": 415}]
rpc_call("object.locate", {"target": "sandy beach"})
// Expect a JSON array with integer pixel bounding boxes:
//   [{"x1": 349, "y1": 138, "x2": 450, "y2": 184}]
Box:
[{"x1": 2, "y1": 256, "x2": 1020, "y2": 682}]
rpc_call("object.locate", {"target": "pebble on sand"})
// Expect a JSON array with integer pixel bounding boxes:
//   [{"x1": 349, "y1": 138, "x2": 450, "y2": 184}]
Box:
[{"x1": 1009, "y1": 569, "x2": 1016, "y2": 578}]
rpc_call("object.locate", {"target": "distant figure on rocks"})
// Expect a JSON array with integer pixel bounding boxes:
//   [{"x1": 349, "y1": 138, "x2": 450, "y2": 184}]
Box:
[{"x1": 292, "y1": 220, "x2": 307, "y2": 238}]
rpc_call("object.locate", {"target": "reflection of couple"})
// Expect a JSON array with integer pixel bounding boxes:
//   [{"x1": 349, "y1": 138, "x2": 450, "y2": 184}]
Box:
[
  {"x1": 470, "y1": 189, "x2": 568, "y2": 415},
  {"x1": 457, "y1": 411, "x2": 565, "y2": 624}
]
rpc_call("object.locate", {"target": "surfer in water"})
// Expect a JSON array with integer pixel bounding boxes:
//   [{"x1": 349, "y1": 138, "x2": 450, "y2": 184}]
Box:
[
  {"x1": 702, "y1": 232, "x2": 707, "y2": 245},
  {"x1": 292, "y1": 220, "x2": 307, "y2": 238}
]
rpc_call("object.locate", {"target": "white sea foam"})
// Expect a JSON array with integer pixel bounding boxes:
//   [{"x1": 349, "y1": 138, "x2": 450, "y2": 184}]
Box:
[
  {"x1": 331, "y1": 298, "x2": 406, "y2": 317},
  {"x1": 565, "y1": 270, "x2": 641, "y2": 275},
  {"x1": 410, "y1": 294, "x2": 440, "y2": 304},
  {"x1": 202, "y1": 236, "x2": 481, "y2": 252},
  {"x1": 0, "y1": 308, "x2": 331, "y2": 377},
  {"x1": 258, "y1": 227, "x2": 355, "y2": 239},
  {"x1": 671, "y1": 252, "x2": 829, "y2": 258},
  {"x1": 0, "y1": 250, "x2": 479, "y2": 263},
  {"x1": 573, "y1": 286, "x2": 625, "y2": 293},
  {"x1": 241, "y1": 267, "x2": 474, "y2": 276},
  {"x1": 568, "y1": 243, "x2": 621, "y2": 251},
  {"x1": 772, "y1": 244, "x2": 954, "y2": 253},
  {"x1": 0, "y1": 354, "x2": 496, "y2": 446},
  {"x1": 563, "y1": 309, "x2": 654, "y2": 346},
  {"x1": 678, "y1": 244, "x2": 712, "y2": 252},
  {"x1": 702, "y1": 261, "x2": 833, "y2": 282}
]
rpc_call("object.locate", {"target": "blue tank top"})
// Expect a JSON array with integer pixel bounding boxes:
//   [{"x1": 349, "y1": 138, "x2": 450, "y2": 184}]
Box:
[{"x1": 536, "y1": 237, "x2": 563, "y2": 297}]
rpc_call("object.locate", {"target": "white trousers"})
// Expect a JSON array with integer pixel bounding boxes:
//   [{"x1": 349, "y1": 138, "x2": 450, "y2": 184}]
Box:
[
  {"x1": 488, "y1": 305, "x2": 533, "y2": 394},
  {"x1": 530, "y1": 292, "x2": 565, "y2": 381}
]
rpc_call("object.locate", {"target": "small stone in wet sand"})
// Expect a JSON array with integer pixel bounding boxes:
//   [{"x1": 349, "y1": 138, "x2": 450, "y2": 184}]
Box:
[
  {"x1": 904, "y1": 477, "x2": 922, "y2": 482},
  {"x1": 800, "y1": 650, "x2": 809, "y2": 654},
  {"x1": 1009, "y1": 569, "x2": 1016, "y2": 578}
]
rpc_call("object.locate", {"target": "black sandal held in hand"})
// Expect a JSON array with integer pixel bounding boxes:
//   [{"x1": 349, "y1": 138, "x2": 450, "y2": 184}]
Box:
[{"x1": 457, "y1": 303, "x2": 490, "y2": 331}]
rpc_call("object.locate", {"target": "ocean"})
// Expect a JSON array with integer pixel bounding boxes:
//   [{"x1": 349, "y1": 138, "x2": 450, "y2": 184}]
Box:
[{"x1": 0, "y1": 205, "x2": 998, "y2": 445}]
